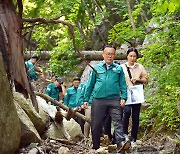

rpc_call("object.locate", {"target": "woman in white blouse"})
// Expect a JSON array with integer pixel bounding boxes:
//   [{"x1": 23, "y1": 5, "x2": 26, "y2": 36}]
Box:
[{"x1": 121, "y1": 47, "x2": 148, "y2": 147}]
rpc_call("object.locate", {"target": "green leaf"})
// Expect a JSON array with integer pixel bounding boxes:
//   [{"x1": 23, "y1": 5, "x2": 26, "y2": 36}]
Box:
[{"x1": 169, "y1": 2, "x2": 176, "y2": 12}]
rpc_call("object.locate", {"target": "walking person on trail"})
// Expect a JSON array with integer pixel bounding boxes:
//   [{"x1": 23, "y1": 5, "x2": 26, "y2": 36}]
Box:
[
  {"x1": 45, "y1": 77, "x2": 65, "y2": 105},
  {"x1": 121, "y1": 47, "x2": 148, "y2": 148},
  {"x1": 82, "y1": 45, "x2": 131, "y2": 151},
  {"x1": 81, "y1": 82, "x2": 112, "y2": 140},
  {"x1": 79, "y1": 82, "x2": 94, "y2": 138},
  {"x1": 64, "y1": 77, "x2": 85, "y2": 134},
  {"x1": 25, "y1": 55, "x2": 39, "y2": 82}
]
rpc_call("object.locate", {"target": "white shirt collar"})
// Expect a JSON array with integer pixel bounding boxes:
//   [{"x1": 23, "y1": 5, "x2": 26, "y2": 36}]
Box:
[{"x1": 126, "y1": 62, "x2": 137, "y2": 69}]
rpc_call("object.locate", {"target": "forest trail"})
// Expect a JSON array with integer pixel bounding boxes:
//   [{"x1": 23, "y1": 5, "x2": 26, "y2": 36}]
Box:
[
  {"x1": 17, "y1": 133, "x2": 179, "y2": 153},
  {"x1": 17, "y1": 62, "x2": 179, "y2": 154}
]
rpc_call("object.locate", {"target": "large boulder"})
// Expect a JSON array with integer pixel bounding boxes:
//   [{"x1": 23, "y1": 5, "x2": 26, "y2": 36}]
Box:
[
  {"x1": 0, "y1": 54, "x2": 21, "y2": 154},
  {"x1": 36, "y1": 96, "x2": 83, "y2": 141},
  {"x1": 36, "y1": 96, "x2": 49, "y2": 124},
  {"x1": 13, "y1": 92, "x2": 46, "y2": 135},
  {"x1": 44, "y1": 122, "x2": 68, "y2": 140},
  {"x1": 15, "y1": 103, "x2": 41, "y2": 146},
  {"x1": 63, "y1": 118, "x2": 84, "y2": 141},
  {"x1": 38, "y1": 100, "x2": 71, "y2": 140}
]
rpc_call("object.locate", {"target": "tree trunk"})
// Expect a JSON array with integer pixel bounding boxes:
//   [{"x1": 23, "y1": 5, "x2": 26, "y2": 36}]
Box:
[
  {"x1": 135, "y1": 0, "x2": 148, "y2": 22},
  {"x1": 126, "y1": 0, "x2": 136, "y2": 31},
  {"x1": 81, "y1": 0, "x2": 106, "y2": 44},
  {"x1": 0, "y1": 0, "x2": 38, "y2": 111},
  {"x1": 79, "y1": 50, "x2": 130, "y2": 60},
  {"x1": 178, "y1": 99, "x2": 180, "y2": 117},
  {"x1": 24, "y1": 49, "x2": 142, "y2": 61}
]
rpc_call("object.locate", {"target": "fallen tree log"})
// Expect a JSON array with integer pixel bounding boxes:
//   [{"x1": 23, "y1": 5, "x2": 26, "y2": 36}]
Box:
[
  {"x1": 35, "y1": 91, "x2": 91, "y2": 123},
  {"x1": 78, "y1": 50, "x2": 130, "y2": 60},
  {"x1": 24, "y1": 49, "x2": 142, "y2": 61},
  {"x1": 24, "y1": 51, "x2": 51, "y2": 60}
]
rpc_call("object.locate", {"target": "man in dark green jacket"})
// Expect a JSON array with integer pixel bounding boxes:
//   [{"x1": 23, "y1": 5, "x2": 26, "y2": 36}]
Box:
[
  {"x1": 64, "y1": 77, "x2": 81, "y2": 108},
  {"x1": 64, "y1": 77, "x2": 85, "y2": 133},
  {"x1": 45, "y1": 77, "x2": 64, "y2": 106},
  {"x1": 83, "y1": 45, "x2": 130, "y2": 151}
]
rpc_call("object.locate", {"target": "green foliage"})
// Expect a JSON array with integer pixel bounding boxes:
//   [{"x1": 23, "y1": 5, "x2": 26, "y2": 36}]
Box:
[
  {"x1": 49, "y1": 48, "x2": 80, "y2": 76},
  {"x1": 140, "y1": 86, "x2": 180, "y2": 131},
  {"x1": 138, "y1": 1, "x2": 180, "y2": 132},
  {"x1": 48, "y1": 27, "x2": 82, "y2": 76},
  {"x1": 153, "y1": 0, "x2": 180, "y2": 15},
  {"x1": 108, "y1": 0, "x2": 180, "y2": 132},
  {"x1": 22, "y1": 0, "x2": 180, "y2": 133},
  {"x1": 108, "y1": 22, "x2": 145, "y2": 45},
  {"x1": 22, "y1": 0, "x2": 127, "y2": 77},
  {"x1": 23, "y1": 0, "x2": 87, "y2": 77},
  {"x1": 108, "y1": 1, "x2": 146, "y2": 45}
]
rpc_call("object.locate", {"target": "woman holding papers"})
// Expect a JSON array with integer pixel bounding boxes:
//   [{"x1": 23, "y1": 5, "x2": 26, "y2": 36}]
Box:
[{"x1": 121, "y1": 47, "x2": 148, "y2": 148}]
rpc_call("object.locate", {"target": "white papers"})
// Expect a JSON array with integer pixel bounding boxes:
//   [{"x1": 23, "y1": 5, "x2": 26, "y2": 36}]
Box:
[{"x1": 126, "y1": 84, "x2": 145, "y2": 105}]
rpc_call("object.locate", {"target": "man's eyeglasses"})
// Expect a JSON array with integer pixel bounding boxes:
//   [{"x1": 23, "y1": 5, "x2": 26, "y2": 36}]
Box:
[{"x1": 105, "y1": 53, "x2": 115, "y2": 56}]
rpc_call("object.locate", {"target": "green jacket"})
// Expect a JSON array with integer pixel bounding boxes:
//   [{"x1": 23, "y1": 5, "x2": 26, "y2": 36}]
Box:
[
  {"x1": 25, "y1": 60, "x2": 38, "y2": 82},
  {"x1": 76, "y1": 83, "x2": 86, "y2": 106},
  {"x1": 45, "y1": 83, "x2": 60, "y2": 104},
  {"x1": 76, "y1": 82, "x2": 94, "y2": 106},
  {"x1": 84, "y1": 61, "x2": 127, "y2": 102},
  {"x1": 64, "y1": 86, "x2": 78, "y2": 108}
]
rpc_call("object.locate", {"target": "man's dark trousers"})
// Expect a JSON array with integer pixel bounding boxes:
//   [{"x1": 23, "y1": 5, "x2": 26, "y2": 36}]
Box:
[
  {"x1": 74, "y1": 110, "x2": 85, "y2": 134},
  {"x1": 103, "y1": 114, "x2": 112, "y2": 140},
  {"x1": 122, "y1": 103, "x2": 141, "y2": 141},
  {"x1": 91, "y1": 98, "x2": 125, "y2": 149}
]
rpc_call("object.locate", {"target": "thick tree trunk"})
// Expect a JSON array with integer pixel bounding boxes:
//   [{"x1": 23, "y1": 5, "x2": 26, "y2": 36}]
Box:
[{"x1": 0, "y1": 0, "x2": 38, "y2": 111}]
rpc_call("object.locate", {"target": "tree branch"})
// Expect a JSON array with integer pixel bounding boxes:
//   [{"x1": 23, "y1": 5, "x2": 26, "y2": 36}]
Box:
[
  {"x1": 22, "y1": 17, "x2": 98, "y2": 75},
  {"x1": 52, "y1": 14, "x2": 65, "y2": 20},
  {"x1": 23, "y1": 23, "x2": 42, "y2": 29},
  {"x1": 22, "y1": 17, "x2": 75, "y2": 28},
  {"x1": 26, "y1": 24, "x2": 35, "y2": 49},
  {"x1": 35, "y1": 91, "x2": 91, "y2": 123}
]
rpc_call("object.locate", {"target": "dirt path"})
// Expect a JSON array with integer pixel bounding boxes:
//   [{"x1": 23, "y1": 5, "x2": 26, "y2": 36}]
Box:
[{"x1": 17, "y1": 134, "x2": 179, "y2": 154}]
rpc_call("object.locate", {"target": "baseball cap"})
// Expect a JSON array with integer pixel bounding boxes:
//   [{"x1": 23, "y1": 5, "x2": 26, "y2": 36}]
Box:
[
  {"x1": 56, "y1": 77, "x2": 63, "y2": 84},
  {"x1": 73, "y1": 77, "x2": 81, "y2": 81},
  {"x1": 31, "y1": 55, "x2": 39, "y2": 60}
]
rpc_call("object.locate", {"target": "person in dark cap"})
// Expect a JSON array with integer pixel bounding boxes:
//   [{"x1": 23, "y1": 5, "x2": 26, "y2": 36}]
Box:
[
  {"x1": 45, "y1": 77, "x2": 65, "y2": 106},
  {"x1": 25, "y1": 55, "x2": 39, "y2": 82},
  {"x1": 64, "y1": 77, "x2": 85, "y2": 133},
  {"x1": 64, "y1": 77, "x2": 81, "y2": 108}
]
